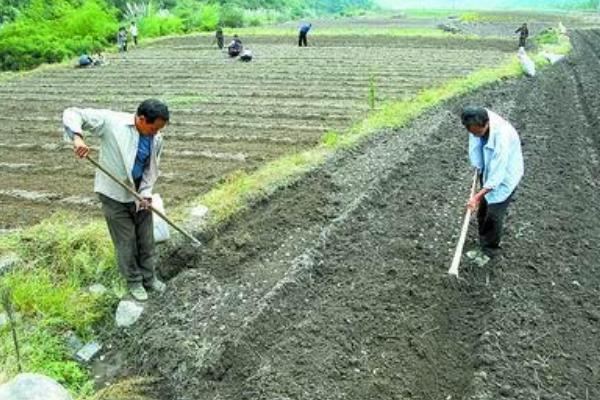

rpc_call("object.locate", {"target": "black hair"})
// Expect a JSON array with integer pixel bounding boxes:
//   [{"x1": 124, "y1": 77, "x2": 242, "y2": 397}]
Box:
[
  {"x1": 461, "y1": 106, "x2": 488, "y2": 128},
  {"x1": 137, "y1": 99, "x2": 170, "y2": 123}
]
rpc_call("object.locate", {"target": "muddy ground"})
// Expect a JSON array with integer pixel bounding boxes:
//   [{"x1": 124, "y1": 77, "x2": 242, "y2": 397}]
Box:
[{"x1": 94, "y1": 30, "x2": 600, "y2": 400}]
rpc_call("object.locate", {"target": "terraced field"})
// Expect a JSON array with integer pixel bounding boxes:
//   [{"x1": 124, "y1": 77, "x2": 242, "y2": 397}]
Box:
[{"x1": 0, "y1": 32, "x2": 514, "y2": 228}]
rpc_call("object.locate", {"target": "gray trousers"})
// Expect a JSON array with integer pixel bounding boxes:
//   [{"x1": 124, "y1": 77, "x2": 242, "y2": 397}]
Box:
[{"x1": 99, "y1": 194, "x2": 155, "y2": 285}]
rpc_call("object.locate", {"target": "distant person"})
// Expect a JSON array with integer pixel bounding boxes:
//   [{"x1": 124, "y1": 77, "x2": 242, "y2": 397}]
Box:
[
  {"x1": 228, "y1": 34, "x2": 243, "y2": 57},
  {"x1": 130, "y1": 21, "x2": 139, "y2": 46},
  {"x1": 117, "y1": 26, "x2": 128, "y2": 54},
  {"x1": 62, "y1": 99, "x2": 170, "y2": 301},
  {"x1": 299, "y1": 22, "x2": 312, "y2": 47},
  {"x1": 215, "y1": 26, "x2": 224, "y2": 50},
  {"x1": 460, "y1": 106, "x2": 524, "y2": 264},
  {"x1": 92, "y1": 51, "x2": 107, "y2": 66},
  {"x1": 239, "y1": 48, "x2": 253, "y2": 62},
  {"x1": 515, "y1": 23, "x2": 529, "y2": 48},
  {"x1": 77, "y1": 54, "x2": 93, "y2": 68}
]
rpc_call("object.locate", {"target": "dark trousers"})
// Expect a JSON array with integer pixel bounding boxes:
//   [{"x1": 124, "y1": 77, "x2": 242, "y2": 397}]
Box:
[
  {"x1": 519, "y1": 37, "x2": 527, "y2": 48},
  {"x1": 99, "y1": 194, "x2": 155, "y2": 285},
  {"x1": 133, "y1": 36, "x2": 138, "y2": 46},
  {"x1": 299, "y1": 32, "x2": 308, "y2": 47},
  {"x1": 217, "y1": 36, "x2": 224, "y2": 49},
  {"x1": 477, "y1": 192, "x2": 514, "y2": 256}
]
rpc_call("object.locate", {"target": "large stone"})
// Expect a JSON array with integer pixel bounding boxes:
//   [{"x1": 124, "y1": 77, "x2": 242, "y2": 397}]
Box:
[
  {"x1": 0, "y1": 373, "x2": 73, "y2": 400},
  {"x1": 115, "y1": 300, "x2": 144, "y2": 327}
]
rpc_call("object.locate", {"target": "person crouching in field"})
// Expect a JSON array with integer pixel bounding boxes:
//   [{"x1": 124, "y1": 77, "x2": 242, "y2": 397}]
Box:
[
  {"x1": 228, "y1": 34, "x2": 243, "y2": 57},
  {"x1": 461, "y1": 106, "x2": 524, "y2": 263},
  {"x1": 62, "y1": 99, "x2": 170, "y2": 302}
]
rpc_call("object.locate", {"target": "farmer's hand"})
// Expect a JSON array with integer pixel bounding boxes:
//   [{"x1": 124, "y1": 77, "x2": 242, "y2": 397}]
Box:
[
  {"x1": 138, "y1": 197, "x2": 152, "y2": 210},
  {"x1": 466, "y1": 195, "x2": 482, "y2": 211},
  {"x1": 73, "y1": 135, "x2": 89, "y2": 158}
]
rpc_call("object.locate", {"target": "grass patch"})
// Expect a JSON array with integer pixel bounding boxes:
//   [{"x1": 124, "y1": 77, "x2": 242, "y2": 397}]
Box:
[{"x1": 0, "y1": 212, "x2": 121, "y2": 396}]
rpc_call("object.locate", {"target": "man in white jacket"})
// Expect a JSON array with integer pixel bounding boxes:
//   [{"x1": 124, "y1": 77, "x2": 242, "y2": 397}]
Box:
[
  {"x1": 461, "y1": 106, "x2": 524, "y2": 261},
  {"x1": 63, "y1": 99, "x2": 169, "y2": 301}
]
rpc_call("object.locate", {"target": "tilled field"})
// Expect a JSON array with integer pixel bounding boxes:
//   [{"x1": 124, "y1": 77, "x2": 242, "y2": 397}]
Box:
[
  {"x1": 102, "y1": 30, "x2": 600, "y2": 399},
  {"x1": 0, "y1": 33, "x2": 513, "y2": 228}
]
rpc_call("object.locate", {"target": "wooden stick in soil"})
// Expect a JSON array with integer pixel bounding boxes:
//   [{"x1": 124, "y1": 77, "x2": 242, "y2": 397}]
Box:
[
  {"x1": 85, "y1": 155, "x2": 202, "y2": 247},
  {"x1": 1, "y1": 288, "x2": 22, "y2": 373},
  {"x1": 448, "y1": 170, "x2": 479, "y2": 277}
]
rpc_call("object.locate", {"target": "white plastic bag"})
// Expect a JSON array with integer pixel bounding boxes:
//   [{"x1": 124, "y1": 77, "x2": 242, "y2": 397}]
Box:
[
  {"x1": 152, "y1": 194, "x2": 170, "y2": 243},
  {"x1": 518, "y1": 47, "x2": 536, "y2": 77}
]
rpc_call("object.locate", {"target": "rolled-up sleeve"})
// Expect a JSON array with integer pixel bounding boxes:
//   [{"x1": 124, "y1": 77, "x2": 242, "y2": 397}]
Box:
[{"x1": 62, "y1": 108, "x2": 108, "y2": 141}]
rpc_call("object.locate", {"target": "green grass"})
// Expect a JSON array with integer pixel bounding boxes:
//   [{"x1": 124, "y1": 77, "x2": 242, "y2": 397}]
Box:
[{"x1": 0, "y1": 212, "x2": 121, "y2": 395}]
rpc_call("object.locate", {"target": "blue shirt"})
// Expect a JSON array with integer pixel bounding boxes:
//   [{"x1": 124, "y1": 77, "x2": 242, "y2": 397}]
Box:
[
  {"x1": 300, "y1": 24, "x2": 311, "y2": 34},
  {"x1": 132, "y1": 134, "x2": 153, "y2": 181},
  {"x1": 468, "y1": 110, "x2": 524, "y2": 204}
]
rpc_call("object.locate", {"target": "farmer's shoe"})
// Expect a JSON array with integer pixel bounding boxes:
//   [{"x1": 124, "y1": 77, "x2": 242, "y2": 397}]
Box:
[
  {"x1": 466, "y1": 249, "x2": 490, "y2": 267},
  {"x1": 145, "y1": 278, "x2": 166, "y2": 294},
  {"x1": 129, "y1": 282, "x2": 148, "y2": 301}
]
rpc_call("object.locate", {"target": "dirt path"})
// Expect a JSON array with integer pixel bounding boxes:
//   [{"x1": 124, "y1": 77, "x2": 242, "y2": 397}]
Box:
[{"x1": 105, "y1": 31, "x2": 600, "y2": 400}]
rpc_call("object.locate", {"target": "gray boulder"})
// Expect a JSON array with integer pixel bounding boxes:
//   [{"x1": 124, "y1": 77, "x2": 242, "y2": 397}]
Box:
[{"x1": 0, "y1": 373, "x2": 73, "y2": 400}]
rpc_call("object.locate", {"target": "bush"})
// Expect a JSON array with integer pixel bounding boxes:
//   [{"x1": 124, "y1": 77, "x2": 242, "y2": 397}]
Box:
[
  {"x1": 220, "y1": 5, "x2": 245, "y2": 28},
  {"x1": 0, "y1": 0, "x2": 117, "y2": 71},
  {"x1": 138, "y1": 13, "x2": 183, "y2": 37}
]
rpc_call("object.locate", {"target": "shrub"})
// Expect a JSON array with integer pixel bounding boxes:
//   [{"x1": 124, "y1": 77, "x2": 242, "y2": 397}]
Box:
[
  {"x1": 220, "y1": 5, "x2": 244, "y2": 28},
  {"x1": 138, "y1": 13, "x2": 183, "y2": 37}
]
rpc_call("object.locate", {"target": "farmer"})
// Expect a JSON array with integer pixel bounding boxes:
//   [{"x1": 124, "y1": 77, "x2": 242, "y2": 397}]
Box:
[
  {"x1": 239, "y1": 48, "x2": 253, "y2": 62},
  {"x1": 130, "y1": 21, "x2": 139, "y2": 46},
  {"x1": 228, "y1": 34, "x2": 243, "y2": 57},
  {"x1": 215, "y1": 26, "x2": 224, "y2": 50},
  {"x1": 460, "y1": 106, "x2": 524, "y2": 262},
  {"x1": 62, "y1": 99, "x2": 170, "y2": 301},
  {"x1": 77, "y1": 54, "x2": 94, "y2": 68},
  {"x1": 299, "y1": 22, "x2": 312, "y2": 47},
  {"x1": 515, "y1": 23, "x2": 529, "y2": 48},
  {"x1": 117, "y1": 26, "x2": 128, "y2": 54}
]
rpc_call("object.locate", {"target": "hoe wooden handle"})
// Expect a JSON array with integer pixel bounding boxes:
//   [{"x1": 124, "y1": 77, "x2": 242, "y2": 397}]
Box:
[
  {"x1": 448, "y1": 170, "x2": 479, "y2": 277},
  {"x1": 86, "y1": 155, "x2": 202, "y2": 247}
]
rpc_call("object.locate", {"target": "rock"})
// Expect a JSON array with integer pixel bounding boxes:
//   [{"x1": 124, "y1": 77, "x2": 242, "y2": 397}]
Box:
[
  {"x1": 76, "y1": 342, "x2": 102, "y2": 362},
  {"x1": 0, "y1": 254, "x2": 20, "y2": 275},
  {"x1": 63, "y1": 331, "x2": 84, "y2": 356},
  {"x1": 0, "y1": 373, "x2": 73, "y2": 400},
  {"x1": 115, "y1": 300, "x2": 144, "y2": 327},
  {"x1": 88, "y1": 284, "x2": 108, "y2": 295}
]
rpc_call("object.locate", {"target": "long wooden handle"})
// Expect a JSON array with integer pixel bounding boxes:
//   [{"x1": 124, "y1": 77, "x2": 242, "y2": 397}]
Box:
[
  {"x1": 86, "y1": 156, "x2": 202, "y2": 247},
  {"x1": 448, "y1": 170, "x2": 479, "y2": 277}
]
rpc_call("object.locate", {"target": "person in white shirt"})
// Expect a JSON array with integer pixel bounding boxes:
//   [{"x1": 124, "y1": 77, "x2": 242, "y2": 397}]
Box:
[
  {"x1": 130, "y1": 21, "x2": 139, "y2": 46},
  {"x1": 461, "y1": 106, "x2": 524, "y2": 260}
]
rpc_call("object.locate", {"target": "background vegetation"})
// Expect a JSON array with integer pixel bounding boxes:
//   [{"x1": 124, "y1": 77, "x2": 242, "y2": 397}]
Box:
[{"x1": 0, "y1": 0, "x2": 375, "y2": 71}]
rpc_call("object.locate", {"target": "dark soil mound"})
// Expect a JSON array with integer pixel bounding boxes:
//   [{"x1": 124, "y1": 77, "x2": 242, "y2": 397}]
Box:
[{"x1": 104, "y1": 30, "x2": 600, "y2": 400}]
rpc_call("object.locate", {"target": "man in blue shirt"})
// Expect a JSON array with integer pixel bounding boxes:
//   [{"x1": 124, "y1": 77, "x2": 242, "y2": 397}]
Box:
[
  {"x1": 461, "y1": 106, "x2": 524, "y2": 260},
  {"x1": 299, "y1": 23, "x2": 312, "y2": 47},
  {"x1": 63, "y1": 99, "x2": 170, "y2": 301}
]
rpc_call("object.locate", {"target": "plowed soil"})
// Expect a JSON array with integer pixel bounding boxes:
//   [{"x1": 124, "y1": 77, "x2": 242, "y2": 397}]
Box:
[{"x1": 97, "y1": 30, "x2": 600, "y2": 400}]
